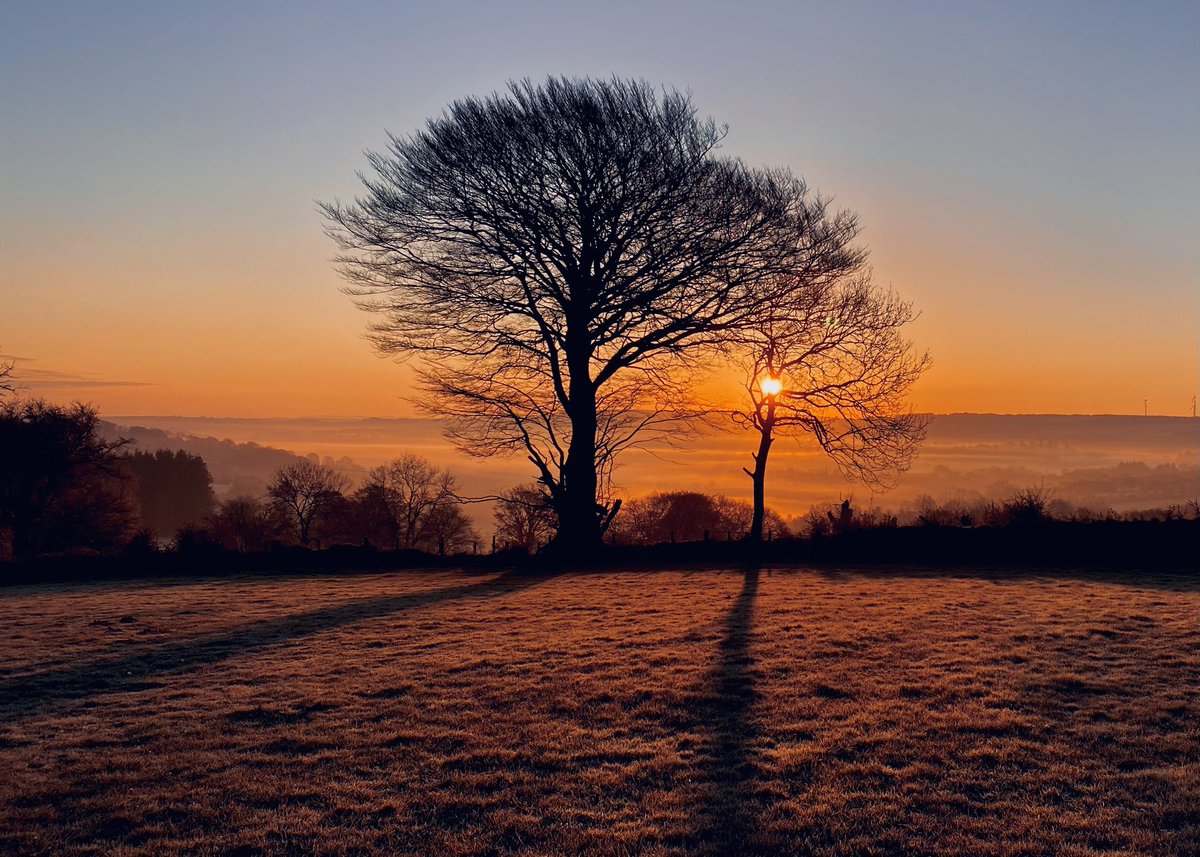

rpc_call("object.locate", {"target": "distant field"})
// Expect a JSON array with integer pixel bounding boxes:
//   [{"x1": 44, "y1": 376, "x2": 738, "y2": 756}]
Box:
[{"x1": 1, "y1": 568, "x2": 1196, "y2": 856}]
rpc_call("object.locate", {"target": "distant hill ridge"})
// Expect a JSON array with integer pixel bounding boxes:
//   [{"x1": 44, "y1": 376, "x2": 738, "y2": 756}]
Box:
[
  {"x1": 98, "y1": 420, "x2": 364, "y2": 500},
  {"x1": 927, "y1": 414, "x2": 1197, "y2": 446},
  {"x1": 106, "y1": 412, "x2": 1199, "y2": 452},
  {"x1": 100, "y1": 414, "x2": 1198, "y2": 515}
]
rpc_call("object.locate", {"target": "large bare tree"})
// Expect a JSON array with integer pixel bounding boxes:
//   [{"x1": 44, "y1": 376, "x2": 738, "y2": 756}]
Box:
[
  {"x1": 733, "y1": 273, "x2": 931, "y2": 540},
  {"x1": 322, "y1": 77, "x2": 861, "y2": 551}
]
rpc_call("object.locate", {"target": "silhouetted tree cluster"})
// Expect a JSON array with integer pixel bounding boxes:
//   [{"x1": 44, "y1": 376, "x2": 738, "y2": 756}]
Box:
[
  {"x1": 903, "y1": 485, "x2": 1058, "y2": 529},
  {"x1": 609, "y1": 491, "x2": 790, "y2": 545},
  {"x1": 196, "y1": 496, "x2": 292, "y2": 552},
  {"x1": 1109, "y1": 500, "x2": 1199, "y2": 523},
  {"x1": 802, "y1": 486, "x2": 1200, "y2": 535},
  {"x1": 173, "y1": 454, "x2": 479, "y2": 556},
  {"x1": 267, "y1": 459, "x2": 351, "y2": 548},
  {"x1": 108, "y1": 422, "x2": 327, "y2": 501},
  {"x1": 350, "y1": 454, "x2": 477, "y2": 553},
  {"x1": 124, "y1": 449, "x2": 215, "y2": 539},
  {"x1": 324, "y1": 76, "x2": 863, "y2": 553},
  {"x1": 0, "y1": 400, "x2": 139, "y2": 558},
  {"x1": 493, "y1": 484, "x2": 558, "y2": 553}
]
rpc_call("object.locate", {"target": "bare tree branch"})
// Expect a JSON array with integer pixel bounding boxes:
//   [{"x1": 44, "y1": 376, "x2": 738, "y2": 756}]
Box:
[{"x1": 0, "y1": 351, "x2": 16, "y2": 397}]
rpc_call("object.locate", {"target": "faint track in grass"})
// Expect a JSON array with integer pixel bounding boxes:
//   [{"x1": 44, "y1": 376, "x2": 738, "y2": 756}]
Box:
[{"x1": 0, "y1": 570, "x2": 544, "y2": 722}]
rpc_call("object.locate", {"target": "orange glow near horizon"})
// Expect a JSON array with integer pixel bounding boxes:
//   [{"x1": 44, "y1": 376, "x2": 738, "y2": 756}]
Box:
[
  {"x1": 1, "y1": 3, "x2": 1197, "y2": 422},
  {"x1": 4, "y1": 340, "x2": 1199, "y2": 420},
  {"x1": 5, "y1": 196, "x2": 1195, "y2": 420}
]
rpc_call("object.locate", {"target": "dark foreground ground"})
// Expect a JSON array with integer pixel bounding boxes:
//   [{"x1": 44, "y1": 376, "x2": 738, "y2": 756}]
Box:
[{"x1": 0, "y1": 567, "x2": 1196, "y2": 856}]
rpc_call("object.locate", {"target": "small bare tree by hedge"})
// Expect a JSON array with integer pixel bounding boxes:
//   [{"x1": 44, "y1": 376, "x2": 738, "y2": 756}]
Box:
[
  {"x1": 353, "y1": 454, "x2": 475, "y2": 552},
  {"x1": 493, "y1": 484, "x2": 558, "y2": 553},
  {"x1": 267, "y1": 459, "x2": 350, "y2": 547},
  {"x1": 203, "y1": 496, "x2": 292, "y2": 552}
]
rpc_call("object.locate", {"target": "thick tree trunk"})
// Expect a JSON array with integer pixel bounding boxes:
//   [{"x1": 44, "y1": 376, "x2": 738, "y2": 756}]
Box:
[
  {"x1": 557, "y1": 402, "x2": 601, "y2": 552},
  {"x1": 554, "y1": 335, "x2": 603, "y2": 555},
  {"x1": 748, "y1": 402, "x2": 776, "y2": 542}
]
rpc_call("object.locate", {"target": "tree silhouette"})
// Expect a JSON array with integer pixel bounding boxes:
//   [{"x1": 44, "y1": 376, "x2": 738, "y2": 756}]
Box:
[
  {"x1": 0, "y1": 353, "x2": 14, "y2": 397},
  {"x1": 0, "y1": 400, "x2": 137, "y2": 557},
  {"x1": 418, "y1": 500, "x2": 478, "y2": 556},
  {"x1": 493, "y1": 483, "x2": 558, "y2": 553},
  {"x1": 354, "y1": 454, "x2": 466, "y2": 551},
  {"x1": 203, "y1": 496, "x2": 291, "y2": 552},
  {"x1": 266, "y1": 459, "x2": 350, "y2": 548},
  {"x1": 322, "y1": 76, "x2": 862, "y2": 552},
  {"x1": 733, "y1": 273, "x2": 930, "y2": 540},
  {"x1": 125, "y1": 449, "x2": 215, "y2": 538}
]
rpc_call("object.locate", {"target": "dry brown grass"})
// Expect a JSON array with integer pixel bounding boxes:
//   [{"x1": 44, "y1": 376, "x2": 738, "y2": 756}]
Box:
[{"x1": 0, "y1": 566, "x2": 1195, "y2": 856}]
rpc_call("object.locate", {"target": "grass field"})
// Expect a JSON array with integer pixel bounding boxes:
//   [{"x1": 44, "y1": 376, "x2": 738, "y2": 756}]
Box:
[{"x1": 0, "y1": 567, "x2": 1196, "y2": 856}]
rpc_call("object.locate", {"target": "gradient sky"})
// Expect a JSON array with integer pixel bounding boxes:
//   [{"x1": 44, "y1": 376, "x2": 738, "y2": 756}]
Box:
[{"x1": 3, "y1": 0, "x2": 1197, "y2": 417}]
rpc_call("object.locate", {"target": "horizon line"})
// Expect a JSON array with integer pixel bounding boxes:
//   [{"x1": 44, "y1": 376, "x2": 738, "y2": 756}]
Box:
[{"x1": 102, "y1": 411, "x2": 1199, "y2": 422}]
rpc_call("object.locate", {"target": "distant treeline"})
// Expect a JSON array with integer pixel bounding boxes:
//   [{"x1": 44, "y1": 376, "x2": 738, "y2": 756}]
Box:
[
  {"x1": 2, "y1": 399, "x2": 1196, "y2": 574},
  {"x1": 124, "y1": 449, "x2": 215, "y2": 537},
  {"x1": 97, "y1": 419, "x2": 355, "y2": 500},
  {"x1": 102, "y1": 415, "x2": 1200, "y2": 517}
]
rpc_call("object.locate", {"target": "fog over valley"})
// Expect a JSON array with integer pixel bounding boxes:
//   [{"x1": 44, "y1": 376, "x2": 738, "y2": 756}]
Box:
[{"x1": 103, "y1": 414, "x2": 1199, "y2": 531}]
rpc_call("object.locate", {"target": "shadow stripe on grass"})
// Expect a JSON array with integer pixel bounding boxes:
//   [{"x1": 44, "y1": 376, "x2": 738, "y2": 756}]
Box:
[
  {"x1": 0, "y1": 571, "x2": 544, "y2": 721},
  {"x1": 694, "y1": 567, "x2": 765, "y2": 854}
]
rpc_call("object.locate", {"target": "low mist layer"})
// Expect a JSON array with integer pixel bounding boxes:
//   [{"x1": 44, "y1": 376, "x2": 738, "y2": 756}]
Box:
[{"x1": 105, "y1": 414, "x2": 1198, "y2": 528}]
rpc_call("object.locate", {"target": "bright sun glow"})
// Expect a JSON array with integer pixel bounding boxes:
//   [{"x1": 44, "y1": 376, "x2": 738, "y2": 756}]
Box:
[{"x1": 761, "y1": 377, "x2": 783, "y2": 397}]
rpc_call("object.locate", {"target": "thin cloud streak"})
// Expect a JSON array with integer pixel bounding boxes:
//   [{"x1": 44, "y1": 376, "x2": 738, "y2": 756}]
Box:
[{"x1": 3, "y1": 357, "x2": 155, "y2": 390}]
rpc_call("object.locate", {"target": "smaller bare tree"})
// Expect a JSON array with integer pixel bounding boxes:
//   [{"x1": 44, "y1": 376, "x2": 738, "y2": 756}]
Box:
[
  {"x1": 358, "y1": 454, "x2": 462, "y2": 550},
  {"x1": 493, "y1": 484, "x2": 558, "y2": 553},
  {"x1": 420, "y1": 502, "x2": 479, "y2": 556},
  {"x1": 267, "y1": 459, "x2": 350, "y2": 547},
  {"x1": 734, "y1": 273, "x2": 931, "y2": 541}
]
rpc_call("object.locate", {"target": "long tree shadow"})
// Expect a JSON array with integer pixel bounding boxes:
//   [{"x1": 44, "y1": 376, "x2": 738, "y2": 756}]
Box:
[
  {"x1": 694, "y1": 567, "x2": 762, "y2": 853},
  {"x1": 0, "y1": 570, "x2": 545, "y2": 721}
]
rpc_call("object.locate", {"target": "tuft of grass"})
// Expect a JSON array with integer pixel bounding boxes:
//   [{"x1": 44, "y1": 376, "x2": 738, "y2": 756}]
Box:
[{"x1": 0, "y1": 567, "x2": 1196, "y2": 855}]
